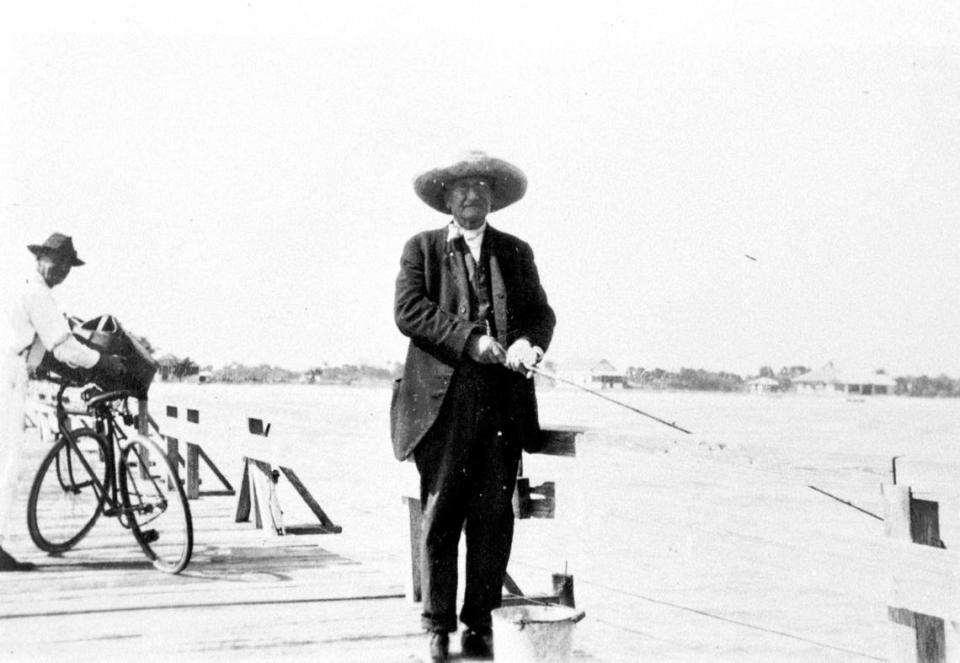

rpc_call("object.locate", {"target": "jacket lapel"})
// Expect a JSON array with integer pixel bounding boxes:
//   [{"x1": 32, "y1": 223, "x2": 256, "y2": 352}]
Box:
[
  {"x1": 441, "y1": 231, "x2": 471, "y2": 318},
  {"x1": 485, "y1": 228, "x2": 509, "y2": 345}
]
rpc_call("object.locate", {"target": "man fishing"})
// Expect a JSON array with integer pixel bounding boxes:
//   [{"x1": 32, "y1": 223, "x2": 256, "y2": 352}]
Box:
[
  {"x1": 1, "y1": 233, "x2": 123, "y2": 571},
  {"x1": 391, "y1": 151, "x2": 556, "y2": 661}
]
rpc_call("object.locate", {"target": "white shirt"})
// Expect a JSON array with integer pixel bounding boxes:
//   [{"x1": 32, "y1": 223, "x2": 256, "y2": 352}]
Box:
[
  {"x1": 447, "y1": 220, "x2": 485, "y2": 262},
  {"x1": 4, "y1": 271, "x2": 99, "y2": 369}
]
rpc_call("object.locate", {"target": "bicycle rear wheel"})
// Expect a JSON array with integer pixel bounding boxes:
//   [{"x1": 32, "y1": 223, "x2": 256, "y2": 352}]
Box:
[
  {"x1": 27, "y1": 429, "x2": 108, "y2": 553},
  {"x1": 118, "y1": 436, "x2": 193, "y2": 573}
]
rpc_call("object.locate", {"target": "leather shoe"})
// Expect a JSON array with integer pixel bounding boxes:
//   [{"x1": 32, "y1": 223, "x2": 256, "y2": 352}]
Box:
[
  {"x1": 0, "y1": 546, "x2": 35, "y2": 572},
  {"x1": 428, "y1": 631, "x2": 449, "y2": 662},
  {"x1": 460, "y1": 629, "x2": 493, "y2": 659}
]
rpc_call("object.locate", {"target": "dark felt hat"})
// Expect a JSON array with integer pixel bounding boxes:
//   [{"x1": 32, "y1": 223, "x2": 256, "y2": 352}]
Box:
[
  {"x1": 28, "y1": 233, "x2": 85, "y2": 266},
  {"x1": 413, "y1": 151, "x2": 527, "y2": 213}
]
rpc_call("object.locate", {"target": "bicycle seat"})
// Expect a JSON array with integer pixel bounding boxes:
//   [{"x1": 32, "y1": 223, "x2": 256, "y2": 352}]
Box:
[{"x1": 84, "y1": 389, "x2": 135, "y2": 409}]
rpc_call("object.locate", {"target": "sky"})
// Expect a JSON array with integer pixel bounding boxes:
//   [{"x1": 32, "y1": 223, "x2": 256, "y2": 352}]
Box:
[{"x1": 2, "y1": 1, "x2": 959, "y2": 377}]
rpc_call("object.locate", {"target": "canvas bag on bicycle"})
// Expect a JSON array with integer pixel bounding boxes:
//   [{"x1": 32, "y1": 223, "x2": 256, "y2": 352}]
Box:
[{"x1": 36, "y1": 314, "x2": 158, "y2": 399}]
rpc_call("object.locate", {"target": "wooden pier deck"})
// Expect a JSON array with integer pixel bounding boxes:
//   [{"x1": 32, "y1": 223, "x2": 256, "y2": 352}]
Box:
[{"x1": 0, "y1": 427, "x2": 603, "y2": 662}]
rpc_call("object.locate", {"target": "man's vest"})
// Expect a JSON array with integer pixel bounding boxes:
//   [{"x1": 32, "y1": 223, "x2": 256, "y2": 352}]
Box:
[{"x1": 456, "y1": 237, "x2": 497, "y2": 338}]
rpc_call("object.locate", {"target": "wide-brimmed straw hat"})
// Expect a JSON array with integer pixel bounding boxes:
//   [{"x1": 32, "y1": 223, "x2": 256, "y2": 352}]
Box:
[
  {"x1": 27, "y1": 233, "x2": 85, "y2": 266},
  {"x1": 414, "y1": 150, "x2": 527, "y2": 213}
]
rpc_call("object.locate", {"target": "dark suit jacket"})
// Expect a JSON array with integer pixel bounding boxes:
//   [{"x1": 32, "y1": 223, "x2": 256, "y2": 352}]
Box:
[{"x1": 391, "y1": 223, "x2": 556, "y2": 461}]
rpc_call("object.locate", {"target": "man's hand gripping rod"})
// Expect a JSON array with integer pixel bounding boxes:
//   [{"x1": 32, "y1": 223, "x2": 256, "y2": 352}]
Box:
[{"x1": 526, "y1": 365, "x2": 692, "y2": 435}]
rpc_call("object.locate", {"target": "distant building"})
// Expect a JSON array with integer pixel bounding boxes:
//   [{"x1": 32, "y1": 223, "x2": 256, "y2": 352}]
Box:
[
  {"x1": 746, "y1": 376, "x2": 780, "y2": 394},
  {"x1": 555, "y1": 359, "x2": 625, "y2": 389},
  {"x1": 792, "y1": 362, "x2": 895, "y2": 395}
]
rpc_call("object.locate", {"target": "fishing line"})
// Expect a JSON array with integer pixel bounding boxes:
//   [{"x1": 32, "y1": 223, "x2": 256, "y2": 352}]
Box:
[
  {"x1": 527, "y1": 370, "x2": 888, "y2": 523},
  {"x1": 507, "y1": 564, "x2": 883, "y2": 661}
]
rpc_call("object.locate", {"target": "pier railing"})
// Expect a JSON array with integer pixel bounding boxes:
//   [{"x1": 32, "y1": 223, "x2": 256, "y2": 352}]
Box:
[
  {"x1": 883, "y1": 461, "x2": 960, "y2": 662},
  {"x1": 881, "y1": 458, "x2": 960, "y2": 663},
  {"x1": 27, "y1": 381, "x2": 341, "y2": 537}
]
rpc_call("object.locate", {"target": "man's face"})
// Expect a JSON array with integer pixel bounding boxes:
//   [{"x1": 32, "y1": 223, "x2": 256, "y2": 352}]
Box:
[
  {"x1": 444, "y1": 177, "x2": 493, "y2": 230},
  {"x1": 37, "y1": 253, "x2": 72, "y2": 287}
]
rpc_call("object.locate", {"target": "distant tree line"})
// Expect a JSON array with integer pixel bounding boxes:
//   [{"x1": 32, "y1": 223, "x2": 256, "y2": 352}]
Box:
[
  {"x1": 626, "y1": 367, "x2": 745, "y2": 391},
  {"x1": 211, "y1": 363, "x2": 299, "y2": 383},
  {"x1": 135, "y1": 333, "x2": 960, "y2": 396},
  {"x1": 302, "y1": 363, "x2": 401, "y2": 384},
  {"x1": 894, "y1": 375, "x2": 960, "y2": 397},
  {"x1": 203, "y1": 362, "x2": 403, "y2": 384}
]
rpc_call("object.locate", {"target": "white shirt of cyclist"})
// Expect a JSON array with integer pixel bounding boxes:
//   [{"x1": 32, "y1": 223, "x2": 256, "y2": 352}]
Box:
[{"x1": 5, "y1": 270, "x2": 98, "y2": 370}]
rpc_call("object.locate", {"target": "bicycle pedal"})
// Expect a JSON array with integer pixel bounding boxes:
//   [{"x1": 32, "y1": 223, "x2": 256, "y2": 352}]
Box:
[{"x1": 141, "y1": 529, "x2": 159, "y2": 543}]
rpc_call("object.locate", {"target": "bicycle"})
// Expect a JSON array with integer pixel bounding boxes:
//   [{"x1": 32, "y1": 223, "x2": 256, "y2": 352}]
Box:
[{"x1": 26, "y1": 381, "x2": 193, "y2": 574}]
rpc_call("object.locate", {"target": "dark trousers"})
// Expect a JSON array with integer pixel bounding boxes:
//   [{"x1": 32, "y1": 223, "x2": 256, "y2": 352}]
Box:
[{"x1": 413, "y1": 363, "x2": 522, "y2": 633}]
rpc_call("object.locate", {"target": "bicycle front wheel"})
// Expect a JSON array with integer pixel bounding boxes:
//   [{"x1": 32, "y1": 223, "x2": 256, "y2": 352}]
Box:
[
  {"x1": 118, "y1": 436, "x2": 193, "y2": 573},
  {"x1": 27, "y1": 429, "x2": 108, "y2": 553}
]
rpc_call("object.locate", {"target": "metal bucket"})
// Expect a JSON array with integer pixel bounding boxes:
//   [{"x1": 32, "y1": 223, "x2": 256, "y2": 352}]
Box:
[{"x1": 491, "y1": 605, "x2": 585, "y2": 662}]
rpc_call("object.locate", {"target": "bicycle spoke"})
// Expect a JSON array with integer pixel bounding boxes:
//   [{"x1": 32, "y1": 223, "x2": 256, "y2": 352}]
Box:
[
  {"x1": 119, "y1": 437, "x2": 193, "y2": 573},
  {"x1": 28, "y1": 431, "x2": 108, "y2": 553}
]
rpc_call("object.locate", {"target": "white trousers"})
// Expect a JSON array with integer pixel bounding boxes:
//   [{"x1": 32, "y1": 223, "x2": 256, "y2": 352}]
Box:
[{"x1": 0, "y1": 353, "x2": 28, "y2": 546}]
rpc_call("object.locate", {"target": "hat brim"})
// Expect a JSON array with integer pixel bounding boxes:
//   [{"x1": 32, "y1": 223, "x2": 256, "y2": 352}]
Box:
[
  {"x1": 414, "y1": 156, "x2": 527, "y2": 213},
  {"x1": 28, "y1": 244, "x2": 85, "y2": 266}
]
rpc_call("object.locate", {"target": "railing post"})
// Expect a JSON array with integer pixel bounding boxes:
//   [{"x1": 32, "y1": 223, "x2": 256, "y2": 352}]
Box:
[
  {"x1": 166, "y1": 437, "x2": 179, "y2": 491},
  {"x1": 883, "y1": 482, "x2": 947, "y2": 662},
  {"x1": 137, "y1": 399, "x2": 151, "y2": 479},
  {"x1": 186, "y1": 443, "x2": 200, "y2": 499}
]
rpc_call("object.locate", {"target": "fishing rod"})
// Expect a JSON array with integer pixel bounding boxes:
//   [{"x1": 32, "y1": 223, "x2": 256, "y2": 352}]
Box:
[
  {"x1": 527, "y1": 366, "x2": 887, "y2": 523},
  {"x1": 527, "y1": 365, "x2": 693, "y2": 434}
]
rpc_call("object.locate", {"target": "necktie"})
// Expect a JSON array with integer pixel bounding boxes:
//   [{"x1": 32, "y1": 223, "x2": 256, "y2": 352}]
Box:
[{"x1": 454, "y1": 236, "x2": 477, "y2": 283}]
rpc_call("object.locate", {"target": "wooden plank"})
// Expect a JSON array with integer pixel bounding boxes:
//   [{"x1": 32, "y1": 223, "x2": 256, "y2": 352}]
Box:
[
  {"x1": 249, "y1": 464, "x2": 264, "y2": 529},
  {"x1": 279, "y1": 466, "x2": 342, "y2": 533},
  {"x1": 195, "y1": 444, "x2": 236, "y2": 496},
  {"x1": 252, "y1": 465, "x2": 283, "y2": 534},
  {"x1": 883, "y1": 483, "x2": 912, "y2": 542},
  {"x1": 237, "y1": 458, "x2": 275, "y2": 531},
  {"x1": 503, "y1": 571, "x2": 524, "y2": 597},
  {"x1": 234, "y1": 461, "x2": 253, "y2": 523},
  {"x1": 186, "y1": 443, "x2": 200, "y2": 499},
  {"x1": 912, "y1": 498, "x2": 947, "y2": 662},
  {"x1": 166, "y1": 437, "x2": 180, "y2": 492},
  {"x1": 513, "y1": 478, "x2": 556, "y2": 519},
  {"x1": 501, "y1": 593, "x2": 564, "y2": 607},
  {"x1": 888, "y1": 540, "x2": 960, "y2": 622},
  {"x1": 528, "y1": 481, "x2": 556, "y2": 519},
  {"x1": 553, "y1": 573, "x2": 576, "y2": 608},
  {"x1": 529, "y1": 426, "x2": 585, "y2": 457},
  {"x1": 885, "y1": 483, "x2": 929, "y2": 663},
  {"x1": 884, "y1": 483, "x2": 956, "y2": 662},
  {"x1": 248, "y1": 417, "x2": 271, "y2": 437}
]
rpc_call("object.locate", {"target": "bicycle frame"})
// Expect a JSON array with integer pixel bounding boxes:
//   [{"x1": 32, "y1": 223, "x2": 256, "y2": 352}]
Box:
[{"x1": 53, "y1": 383, "x2": 133, "y2": 521}]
